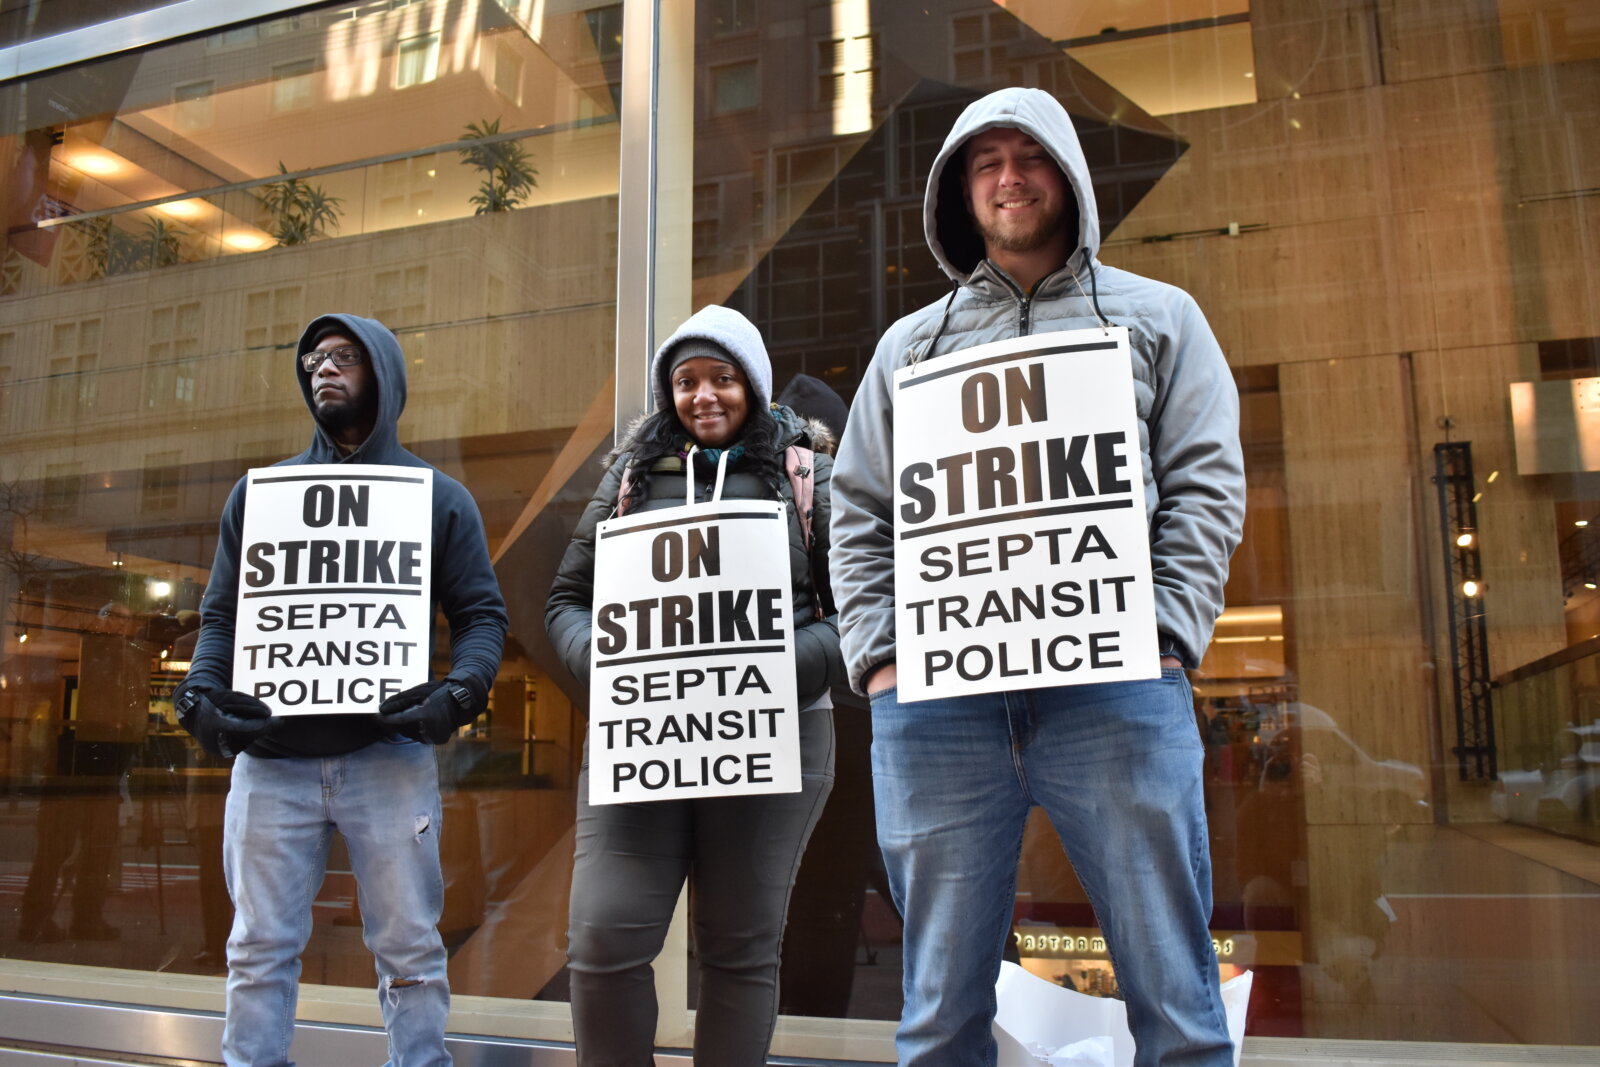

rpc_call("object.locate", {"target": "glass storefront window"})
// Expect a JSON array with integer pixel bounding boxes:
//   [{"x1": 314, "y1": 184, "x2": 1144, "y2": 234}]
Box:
[
  {"x1": 683, "y1": 0, "x2": 1600, "y2": 1056},
  {"x1": 0, "y1": 0, "x2": 621, "y2": 1036},
  {"x1": 1, "y1": 0, "x2": 1597, "y2": 1060}
]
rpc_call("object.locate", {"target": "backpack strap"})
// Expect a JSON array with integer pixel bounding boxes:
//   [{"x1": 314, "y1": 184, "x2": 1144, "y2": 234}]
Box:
[
  {"x1": 785, "y1": 445, "x2": 825, "y2": 621},
  {"x1": 785, "y1": 444, "x2": 815, "y2": 551},
  {"x1": 616, "y1": 465, "x2": 636, "y2": 516}
]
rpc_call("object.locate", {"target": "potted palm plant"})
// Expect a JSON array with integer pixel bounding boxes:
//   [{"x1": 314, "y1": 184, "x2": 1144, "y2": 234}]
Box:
[
  {"x1": 257, "y1": 162, "x2": 344, "y2": 245},
  {"x1": 457, "y1": 118, "x2": 538, "y2": 213}
]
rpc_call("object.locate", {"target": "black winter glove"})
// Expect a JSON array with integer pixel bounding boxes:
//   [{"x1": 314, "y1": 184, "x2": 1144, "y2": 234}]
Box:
[
  {"x1": 377, "y1": 674, "x2": 488, "y2": 745},
  {"x1": 173, "y1": 683, "x2": 280, "y2": 758}
]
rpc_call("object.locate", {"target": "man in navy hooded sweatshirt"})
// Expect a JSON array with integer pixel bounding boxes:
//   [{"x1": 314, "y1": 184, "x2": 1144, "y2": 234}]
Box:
[{"x1": 175, "y1": 315, "x2": 507, "y2": 1066}]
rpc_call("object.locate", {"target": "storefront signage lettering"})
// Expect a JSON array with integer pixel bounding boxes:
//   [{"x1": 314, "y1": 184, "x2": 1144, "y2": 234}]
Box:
[{"x1": 1014, "y1": 928, "x2": 1238, "y2": 961}]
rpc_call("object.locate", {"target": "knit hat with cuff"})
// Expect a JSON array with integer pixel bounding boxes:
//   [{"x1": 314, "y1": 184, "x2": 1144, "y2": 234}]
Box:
[{"x1": 649, "y1": 305, "x2": 773, "y2": 412}]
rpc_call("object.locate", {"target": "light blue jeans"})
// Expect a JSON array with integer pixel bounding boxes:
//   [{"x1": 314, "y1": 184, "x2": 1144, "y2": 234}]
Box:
[
  {"x1": 871, "y1": 670, "x2": 1233, "y2": 1067},
  {"x1": 222, "y1": 738, "x2": 450, "y2": 1067}
]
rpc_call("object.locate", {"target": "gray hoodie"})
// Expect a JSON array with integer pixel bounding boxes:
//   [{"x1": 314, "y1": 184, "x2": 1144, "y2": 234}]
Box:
[{"x1": 830, "y1": 87, "x2": 1245, "y2": 693}]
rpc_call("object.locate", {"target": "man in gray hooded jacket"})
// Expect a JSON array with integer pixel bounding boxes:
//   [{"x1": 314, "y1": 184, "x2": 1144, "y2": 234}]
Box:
[{"x1": 832, "y1": 88, "x2": 1244, "y2": 1065}]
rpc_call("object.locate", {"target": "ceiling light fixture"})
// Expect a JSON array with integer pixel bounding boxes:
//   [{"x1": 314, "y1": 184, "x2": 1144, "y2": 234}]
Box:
[
  {"x1": 69, "y1": 151, "x2": 123, "y2": 176},
  {"x1": 223, "y1": 231, "x2": 270, "y2": 251},
  {"x1": 158, "y1": 199, "x2": 205, "y2": 219}
]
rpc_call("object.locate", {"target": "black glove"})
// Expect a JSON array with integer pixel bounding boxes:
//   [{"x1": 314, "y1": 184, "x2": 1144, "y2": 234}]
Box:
[
  {"x1": 377, "y1": 674, "x2": 487, "y2": 745},
  {"x1": 173, "y1": 683, "x2": 279, "y2": 758}
]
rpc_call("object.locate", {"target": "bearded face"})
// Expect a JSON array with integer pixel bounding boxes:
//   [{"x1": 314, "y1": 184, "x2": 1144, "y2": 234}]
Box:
[{"x1": 962, "y1": 127, "x2": 1074, "y2": 261}]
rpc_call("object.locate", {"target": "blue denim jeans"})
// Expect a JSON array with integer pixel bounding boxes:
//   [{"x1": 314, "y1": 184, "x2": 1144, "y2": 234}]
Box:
[
  {"x1": 222, "y1": 738, "x2": 450, "y2": 1067},
  {"x1": 871, "y1": 671, "x2": 1233, "y2": 1067}
]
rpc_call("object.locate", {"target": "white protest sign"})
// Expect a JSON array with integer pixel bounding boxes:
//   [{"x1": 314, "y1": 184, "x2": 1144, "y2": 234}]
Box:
[
  {"x1": 893, "y1": 326, "x2": 1158, "y2": 703},
  {"x1": 588, "y1": 498, "x2": 800, "y2": 805},
  {"x1": 232, "y1": 464, "x2": 433, "y2": 716}
]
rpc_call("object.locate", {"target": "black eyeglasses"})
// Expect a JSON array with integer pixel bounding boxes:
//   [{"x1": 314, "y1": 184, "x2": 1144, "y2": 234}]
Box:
[{"x1": 302, "y1": 344, "x2": 365, "y2": 372}]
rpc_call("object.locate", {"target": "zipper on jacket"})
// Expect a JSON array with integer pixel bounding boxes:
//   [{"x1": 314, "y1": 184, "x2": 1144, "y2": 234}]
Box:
[
  {"x1": 991, "y1": 270, "x2": 1031, "y2": 337},
  {"x1": 1020, "y1": 265, "x2": 1077, "y2": 336}
]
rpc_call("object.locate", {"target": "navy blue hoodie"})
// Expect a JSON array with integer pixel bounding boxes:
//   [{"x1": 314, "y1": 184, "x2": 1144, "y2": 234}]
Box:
[{"x1": 185, "y1": 314, "x2": 508, "y2": 758}]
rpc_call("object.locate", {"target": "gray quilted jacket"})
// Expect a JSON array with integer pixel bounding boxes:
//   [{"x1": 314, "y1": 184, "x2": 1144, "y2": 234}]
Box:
[{"x1": 830, "y1": 87, "x2": 1246, "y2": 693}]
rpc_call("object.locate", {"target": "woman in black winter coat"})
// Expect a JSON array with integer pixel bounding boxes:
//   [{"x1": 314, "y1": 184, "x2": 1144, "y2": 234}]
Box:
[{"x1": 545, "y1": 304, "x2": 841, "y2": 1066}]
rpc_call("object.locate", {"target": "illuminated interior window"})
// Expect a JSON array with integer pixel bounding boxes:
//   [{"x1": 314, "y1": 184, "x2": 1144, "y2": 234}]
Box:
[
  {"x1": 815, "y1": 29, "x2": 876, "y2": 132},
  {"x1": 494, "y1": 42, "x2": 524, "y2": 104},
  {"x1": 271, "y1": 58, "x2": 316, "y2": 112},
  {"x1": 173, "y1": 80, "x2": 214, "y2": 130},
  {"x1": 996, "y1": 1, "x2": 1258, "y2": 117},
  {"x1": 396, "y1": 33, "x2": 442, "y2": 88},
  {"x1": 140, "y1": 450, "x2": 184, "y2": 514}
]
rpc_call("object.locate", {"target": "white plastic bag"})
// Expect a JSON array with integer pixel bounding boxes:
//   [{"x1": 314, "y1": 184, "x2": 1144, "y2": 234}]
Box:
[{"x1": 994, "y1": 961, "x2": 1252, "y2": 1067}]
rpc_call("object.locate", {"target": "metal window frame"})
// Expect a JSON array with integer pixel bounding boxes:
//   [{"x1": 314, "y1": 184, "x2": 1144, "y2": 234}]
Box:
[
  {"x1": 614, "y1": 0, "x2": 693, "y2": 440},
  {"x1": 0, "y1": 993, "x2": 866, "y2": 1066},
  {"x1": 0, "y1": 4, "x2": 1594, "y2": 1067},
  {"x1": 0, "y1": 0, "x2": 670, "y2": 1052},
  {"x1": 0, "y1": 0, "x2": 725, "y2": 1054},
  {"x1": 0, "y1": 0, "x2": 323, "y2": 83},
  {"x1": 1432, "y1": 441, "x2": 1497, "y2": 781}
]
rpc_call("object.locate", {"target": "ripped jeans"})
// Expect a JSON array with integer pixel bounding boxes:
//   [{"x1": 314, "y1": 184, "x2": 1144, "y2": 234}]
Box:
[{"x1": 222, "y1": 738, "x2": 449, "y2": 1067}]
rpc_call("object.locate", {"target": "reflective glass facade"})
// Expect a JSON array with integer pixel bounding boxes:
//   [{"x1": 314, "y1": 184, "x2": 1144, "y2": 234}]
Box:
[
  {"x1": 1, "y1": 0, "x2": 1597, "y2": 1059},
  {"x1": 0, "y1": 0, "x2": 619, "y2": 1027}
]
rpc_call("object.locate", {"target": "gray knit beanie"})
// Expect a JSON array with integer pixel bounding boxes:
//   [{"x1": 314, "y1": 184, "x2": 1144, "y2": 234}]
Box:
[{"x1": 649, "y1": 305, "x2": 773, "y2": 411}]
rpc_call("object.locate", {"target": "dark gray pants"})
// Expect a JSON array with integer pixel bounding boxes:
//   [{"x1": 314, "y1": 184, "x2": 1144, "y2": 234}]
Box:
[{"x1": 567, "y1": 708, "x2": 835, "y2": 1066}]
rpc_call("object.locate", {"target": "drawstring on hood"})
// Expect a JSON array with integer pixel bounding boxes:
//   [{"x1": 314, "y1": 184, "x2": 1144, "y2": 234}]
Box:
[
  {"x1": 911, "y1": 282, "x2": 961, "y2": 369},
  {"x1": 294, "y1": 313, "x2": 409, "y2": 463},
  {"x1": 1076, "y1": 267, "x2": 1111, "y2": 332}
]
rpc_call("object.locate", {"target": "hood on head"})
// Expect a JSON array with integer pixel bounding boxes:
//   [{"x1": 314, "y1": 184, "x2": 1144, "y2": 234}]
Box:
[
  {"x1": 777, "y1": 372, "x2": 848, "y2": 445},
  {"x1": 924, "y1": 87, "x2": 1101, "y2": 284},
  {"x1": 649, "y1": 304, "x2": 773, "y2": 411},
  {"x1": 295, "y1": 313, "x2": 407, "y2": 459}
]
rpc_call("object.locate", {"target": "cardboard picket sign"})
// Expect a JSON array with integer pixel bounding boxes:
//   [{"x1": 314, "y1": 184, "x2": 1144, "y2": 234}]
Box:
[
  {"x1": 231, "y1": 464, "x2": 433, "y2": 715},
  {"x1": 892, "y1": 326, "x2": 1159, "y2": 703},
  {"x1": 587, "y1": 486, "x2": 801, "y2": 805}
]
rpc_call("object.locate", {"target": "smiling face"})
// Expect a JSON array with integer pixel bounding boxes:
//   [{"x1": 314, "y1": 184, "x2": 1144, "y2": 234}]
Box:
[
  {"x1": 306, "y1": 332, "x2": 377, "y2": 445},
  {"x1": 672, "y1": 356, "x2": 750, "y2": 448},
  {"x1": 961, "y1": 125, "x2": 1073, "y2": 275}
]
